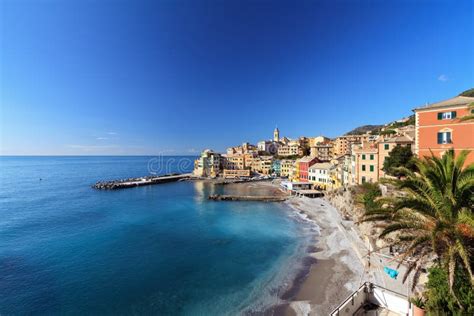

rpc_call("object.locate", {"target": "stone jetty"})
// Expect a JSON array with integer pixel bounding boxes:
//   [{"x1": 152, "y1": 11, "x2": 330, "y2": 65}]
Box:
[
  {"x1": 93, "y1": 173, "x2": 192, "y2": 190},
  {"x1": 208, "y1": 194, "x2": 287, "y2": 202}
]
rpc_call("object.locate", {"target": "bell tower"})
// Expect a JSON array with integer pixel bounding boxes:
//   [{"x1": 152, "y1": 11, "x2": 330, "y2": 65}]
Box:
[{"x1": 273, "y1": 127, "x2": 280, "y2": 142}]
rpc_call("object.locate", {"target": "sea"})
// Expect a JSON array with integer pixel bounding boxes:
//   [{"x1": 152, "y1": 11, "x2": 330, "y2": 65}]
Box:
[{"x1": 0, "y1": 156, "x2": 313, "y2": 315}]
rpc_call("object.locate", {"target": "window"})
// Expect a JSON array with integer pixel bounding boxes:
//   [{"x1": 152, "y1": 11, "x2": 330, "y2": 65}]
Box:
[
  {"x1": 362, "y1": 165, "x2": 366, "y2": 171},
  {"x1": 362, "y1": 154, "x2": 366, "y2": 160},
  {"x1": 437, "y1": 111, "x2": 457, "y2": 120},
  {"x1": 437, "y1": 132, "x2": 452, "y2": 144},
  {"x1": 361, "y1": 176, "x2": 366, "y2": 183},
  {"x1": 370, "y1": 154, "x2": 374, "y2": 160},
  {"x1": 370, "y1": 165, "x2": 374, "y2": 172},
  {"x1": 384, "y1": 144, "x2": 389, "y2": 150}
]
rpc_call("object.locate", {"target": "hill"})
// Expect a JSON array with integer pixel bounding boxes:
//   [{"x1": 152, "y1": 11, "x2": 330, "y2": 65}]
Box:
[
  {"x1": 344, "y1": 124, "x2": 383, "y2": 135},
  {"x1": 459, "y1": 88, "x2": 474, "y2": 97}
]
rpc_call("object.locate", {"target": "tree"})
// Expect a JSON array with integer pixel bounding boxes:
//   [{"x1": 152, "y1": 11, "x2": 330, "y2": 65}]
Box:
[
  {"x1": 459, "y1": 88, "x2": 474, "y2": 97},
  {"x1": 382, "y1": 145, "x2": 415, "y2": 176},
  {"x1": 424, "y1": 266, "x2": 474, "y2": 314},
  {"x1": 363, "y1": 150, "x2": 474, "y2": 310},
  {"x1": 458, "y1": 88, "x2": 474, "y2": 122},
  {"x1": 459, "y1": 102, "x2": 474, "y2": 122}
]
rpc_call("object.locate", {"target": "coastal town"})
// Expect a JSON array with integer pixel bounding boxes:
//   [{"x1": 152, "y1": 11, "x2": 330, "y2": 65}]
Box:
[
  {"x1": 193, "y1": 92, "x2": 474, "y2": 195},
  {"x1": 191, "y1": 90, "x2": 474, "y2": 315}
]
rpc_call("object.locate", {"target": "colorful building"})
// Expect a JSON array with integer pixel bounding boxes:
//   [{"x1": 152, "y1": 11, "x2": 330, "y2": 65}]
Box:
[
  {"x1": 353, "y1": 143, "x2": 379, "y2": 184},
  {"x1": 413, "y1": 95, "x2": 474, "y2": 165},
  {"x1": 334, "y1": 134, "x2": 373, "y2": 156},
  {"x1": 280, "y1": 159, "x2": 295, "y2": 178},
  {"x1": 310, "y1": 141, "x2": 334, "y2": 161},
  {"x1": 272, "y1": 159, "x2": 281, "y2": 176},
  {"x1": 193, "y1": 149, "x2": 221, "y2": 177},
  {"x1": 377, "y1": 135, "x2": 414, "y2": 178},
  {"x1": 298, "y1": 156, "x2": 320, "y2": 182},
  {"x1": 223, "y1": 169, "x2": 251, "y2": 179},
  {"x1": 308, "y1": 162, "x2": 334, "y2": 190}
]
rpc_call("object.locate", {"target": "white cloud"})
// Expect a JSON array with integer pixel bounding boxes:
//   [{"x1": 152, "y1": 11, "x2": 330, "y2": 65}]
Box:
[
  {"x1": 107, "y1": 132, "x2": 117, "y2": 135},
  {"x1": 438, "y1": 74, "x2": 448, "y2": 82},
  {"x1": 187, "y1": 148, "x2": 198, "y2": 153},
  {"x1": 96, "y1": 137, "x2": 108, "y2": 140}
]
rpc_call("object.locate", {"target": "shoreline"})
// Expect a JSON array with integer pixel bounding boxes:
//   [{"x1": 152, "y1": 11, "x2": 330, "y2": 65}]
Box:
[
  {"x1": 274, "y1": 196, "x2": 365, "y2": 315},
  {"x1": 219, "y1": 180, "x2": 365, "y2": 315}
]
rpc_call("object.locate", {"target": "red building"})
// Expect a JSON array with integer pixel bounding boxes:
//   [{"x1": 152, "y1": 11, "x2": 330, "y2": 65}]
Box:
[
  {"x1": 414, "y1": 95, "x2": 474, "y2": 165},
  {"x1": 298, "y1": 156, "x2": 321, "y2": 182}
]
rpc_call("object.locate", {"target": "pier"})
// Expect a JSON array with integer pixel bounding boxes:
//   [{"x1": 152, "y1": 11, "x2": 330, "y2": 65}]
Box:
[
  {"x1": 93, "y1": 173, "x2": 192, "y2": 190},
  {"x1": 208, "y1": 194, "x2": 287, "y2": 202}
]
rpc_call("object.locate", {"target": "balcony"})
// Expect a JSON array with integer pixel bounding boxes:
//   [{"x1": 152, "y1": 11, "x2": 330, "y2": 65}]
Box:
[{"x1": 330, "y1": 282, "x2": 413, "y2": 316}]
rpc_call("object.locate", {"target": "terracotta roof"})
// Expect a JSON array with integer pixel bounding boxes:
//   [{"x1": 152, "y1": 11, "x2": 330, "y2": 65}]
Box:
[
  {"x1": 309, "y1": 162, "x2": 333, "y2": 170},
  {"x1": 299, "y1": 156, "x2": 319, "y2": 163},
  {"x1": 384, "y1": 135, "x2": 414, "y2": 143},
  {"x1": 413, "y1": 96, "x2": 474, "y2": 111}
]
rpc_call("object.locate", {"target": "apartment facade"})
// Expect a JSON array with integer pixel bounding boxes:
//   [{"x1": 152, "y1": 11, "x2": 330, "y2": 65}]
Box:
[
  {"x1": 353, "y1": 144, "x2": 379, "y2": 184},
  {"x1": 310, "y1": 142, "x2": 334, "y2": 161},
  {"x1": 377, "y1": 135, "x2": 414, "y2": 178},
  {"x1": 308, "y1": 162, "x2": 334, "y2": 189},
  {"x1": 298, "y1": 156, "x2": 320, "y2": 182},
  {"x1": 251, "y1": 156, "x2": 273, "y2": 175},
  {"x1": 194, "y1": 149, "x2": 221, "y2": 177},
  {"x1": 334, "y1": 134, "x2": 372, "y2": 156},
  {"x1": 223, "y1": 169, "x2": 251, "y2": 179},
  {"x1": 414, "y1": 96, "x2": 474, "y2": 165},
  {"x1": 278, "y1": 142, "x2": 303, "y2": 157},
  {"x1": 280, "y1": 159, "x2": 295, "y2": 178}
]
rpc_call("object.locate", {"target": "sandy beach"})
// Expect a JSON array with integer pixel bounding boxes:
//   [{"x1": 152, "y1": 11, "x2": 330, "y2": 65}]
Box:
[
  {"x1": 217, "y1": 180, "x2": 367, "y2": 315},
  {"x1": 281, "y1": 196, "x2": 365, "y2": 315}
]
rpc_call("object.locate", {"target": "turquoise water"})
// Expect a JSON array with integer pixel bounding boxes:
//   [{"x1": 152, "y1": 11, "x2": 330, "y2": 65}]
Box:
[{"x1": 0, "y1": 156, "x2": 309, "y2": 315}]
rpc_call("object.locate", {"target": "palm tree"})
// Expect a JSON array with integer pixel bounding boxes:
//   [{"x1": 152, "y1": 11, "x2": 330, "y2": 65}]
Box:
[{"x1": 363, "y1": 149, "x2": 474, "y2": 307}]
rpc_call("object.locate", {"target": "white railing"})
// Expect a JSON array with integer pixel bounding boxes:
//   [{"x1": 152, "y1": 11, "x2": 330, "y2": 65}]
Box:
[{"x1": 330, "y1": 282, "x2": 412, "y2": 316}]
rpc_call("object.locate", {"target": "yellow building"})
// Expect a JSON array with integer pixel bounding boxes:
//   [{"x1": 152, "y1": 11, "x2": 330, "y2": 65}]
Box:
[
  {"x1": 223, "y1": 169, "x2": 251, "y2": 179},
  {"x1": 280, "y1": 159, "x2": 295, "y2": 178},
  {"x1": 308, "y1": 162, "x2": 334, "y2": 190},
  {"x1": 309, "y1": 136, "x2": 331, "y2": 147},
  {"x1": 334, "y1": 134, "x2": 372, "y2": 156},
  {"x1": 353, "y1": 143, "x2": 379, "y2": 184},
  {"x1": 278, "y1": 142, "x2": 303, "y2": 157},
  {"x1": 193, "y1": 149, "x2": 221, "y2": 177},
  {"x1": 222, "y1": 154, "x2": 245, "y2": 170}
]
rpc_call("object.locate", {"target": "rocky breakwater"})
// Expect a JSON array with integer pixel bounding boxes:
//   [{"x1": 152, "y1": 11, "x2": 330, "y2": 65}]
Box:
[{"x1": 93, "y1": 173, "x2": 191, "y2": 190}]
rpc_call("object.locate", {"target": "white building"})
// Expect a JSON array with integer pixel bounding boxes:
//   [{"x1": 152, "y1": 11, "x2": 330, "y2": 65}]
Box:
[{"x1": 308, "y1": 162, "x2": 334, "y2": 189}]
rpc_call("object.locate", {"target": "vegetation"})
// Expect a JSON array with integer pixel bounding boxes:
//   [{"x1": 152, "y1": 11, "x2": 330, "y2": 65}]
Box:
[
  {"x1": 382, "y1": 145, "x2": 416, "y2": 176},
  {"x1": 345, "y1": 124, "x2": 383, "y2": 135},
  {"x1": 356, "y1": 182, "x2": 382, "y2": 213},
  {"x1": 410, "y1": 296, "x2": 425, "y2": 309},
  {"x1": 425, "y1": 266, "x2": 474, "y2": 314},
  {"x1": 388, "y1": 114, "x2": 415, "y2": 128},
  {"x1": 379, "y1": 129, "x2": 396, "y2": 136},
  {"x1": 363, "y1": 150, "x2": 474, "y2": 311},
  {"x1": 459, "y1": 102, "x2": 474, "y2": 122},
  {"x1": 459, "y1": 88, "x2": 474, "y2": 97}
]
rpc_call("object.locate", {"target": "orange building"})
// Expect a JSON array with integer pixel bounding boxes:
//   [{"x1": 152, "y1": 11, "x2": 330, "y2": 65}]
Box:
[{"x1": 413, "y1": 96, "x2": 474, "y2": 165}]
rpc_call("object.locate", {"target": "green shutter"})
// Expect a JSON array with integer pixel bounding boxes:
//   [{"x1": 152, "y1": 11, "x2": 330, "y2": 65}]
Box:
[
  {"x1": 451, "y1": 111, "x2": 456, "y2": 119},
  {"x1": 437, "y1": 132, "x2": 443, "y2": 144},
  {"x1": 437, "y1": 113, "x2": 443, "y2": 120},
  {"x1": 362, "y1": 154, "x2": 366, "y2": 160},
  {"x1": 362, "y1": 165, "x2": 366, "y2": 171},
  {"x1": 370, "y1": 165, "x2": 374, "y2": 172}
]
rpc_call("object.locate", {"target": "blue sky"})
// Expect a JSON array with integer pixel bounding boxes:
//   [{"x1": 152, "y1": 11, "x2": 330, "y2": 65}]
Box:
[{"x1": 1, "y1": 0, "x2": 473, "y2": 155}]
